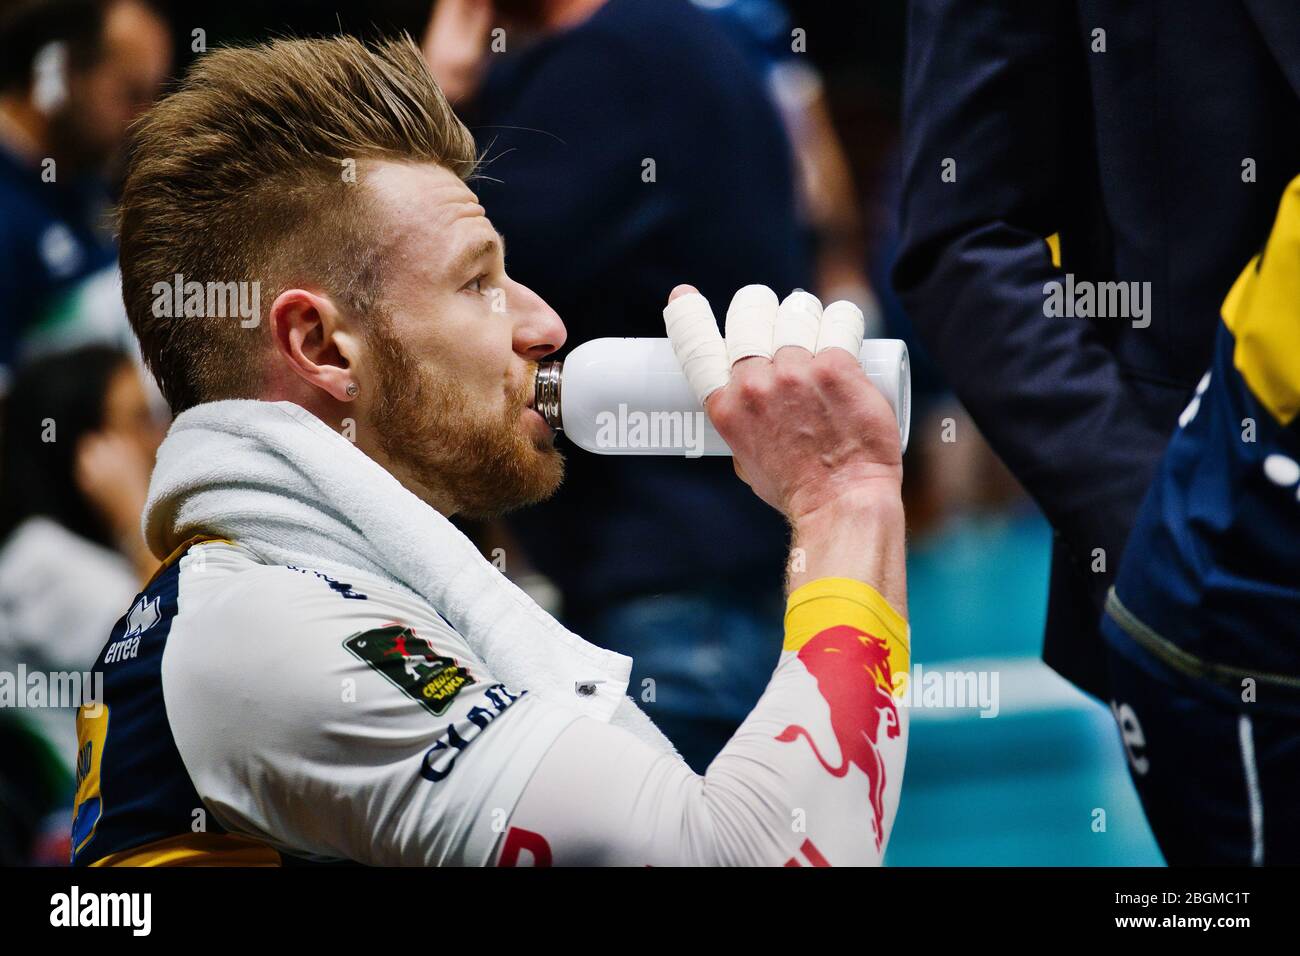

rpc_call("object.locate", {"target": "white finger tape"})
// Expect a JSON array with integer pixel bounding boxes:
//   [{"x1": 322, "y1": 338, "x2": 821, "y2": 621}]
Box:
[
  {"x1": 663, "y1": 291, "x2": 730, "y2": 402},
  {"x1": 816, "y1": 299, "x2": 865, "y2": 357},
  {"x1": 725, "y1": 284, "x2": 778, "y2": 365},
  {"x1": 773, "y1": 289, "x2": 822, "y2": 353}
]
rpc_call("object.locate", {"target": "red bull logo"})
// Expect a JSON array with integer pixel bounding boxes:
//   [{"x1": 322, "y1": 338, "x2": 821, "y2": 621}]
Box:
[{"x1": 777, "y1": 624, "x2": 900, "y2": 851}]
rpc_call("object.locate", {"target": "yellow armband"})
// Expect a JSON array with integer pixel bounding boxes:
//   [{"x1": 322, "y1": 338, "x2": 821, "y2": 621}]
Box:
[{"x1": 784, "y1": 577, "x2": 910, "y2": 697}]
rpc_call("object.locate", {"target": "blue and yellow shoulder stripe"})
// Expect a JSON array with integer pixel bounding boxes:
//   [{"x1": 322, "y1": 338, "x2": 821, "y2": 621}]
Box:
[{"x1": 72, "y1": 535, "x2": 282, "y2": 866}]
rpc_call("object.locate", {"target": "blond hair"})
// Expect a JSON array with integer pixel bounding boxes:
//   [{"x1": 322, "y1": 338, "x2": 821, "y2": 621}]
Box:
[{"x1": 118, "y1": 34, "x2": 477, "y2": 412}]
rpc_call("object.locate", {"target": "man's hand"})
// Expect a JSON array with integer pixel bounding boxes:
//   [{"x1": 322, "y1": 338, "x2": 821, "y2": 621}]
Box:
[{"x1": 664, "y1": 284, "x2": 906, "y2": 609}]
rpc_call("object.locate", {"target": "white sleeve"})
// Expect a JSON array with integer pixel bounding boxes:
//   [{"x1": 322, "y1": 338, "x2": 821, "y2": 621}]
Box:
[
  {"x1": 166, "y1": 561, "x2": 909, "y2": 867},
  {"x1": 499, "y1": 578, "x2": 911, "y2": 867},
  {"x1": 163, "y1": 562, "x2": 580, "y2": 866}
]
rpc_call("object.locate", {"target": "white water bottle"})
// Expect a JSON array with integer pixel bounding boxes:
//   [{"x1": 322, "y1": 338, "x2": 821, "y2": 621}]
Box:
[{"x1": 534, "y1": 338, "x2": 910, "y2": 457}]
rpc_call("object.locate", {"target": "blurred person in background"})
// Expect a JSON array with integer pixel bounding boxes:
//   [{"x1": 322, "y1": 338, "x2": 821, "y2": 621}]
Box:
[
  {"x1": 893, "y1": 0, "x2": 1300, "y2": 709},
  {"x1": 423, "y1": 0, "x2": 809, "y2": 771},
  {"x1": 0, "y1": 0, "x2": 171, "y2": 380},
  {"x1": 0, "y1": 345, "x2": 163, "y2": 863},
  {"x1": 1100, "y1": 176, "x2": 1300, "y2": 863},
  {"x1": 694, "y1": 0, "x2": 882, "y2": 334}
]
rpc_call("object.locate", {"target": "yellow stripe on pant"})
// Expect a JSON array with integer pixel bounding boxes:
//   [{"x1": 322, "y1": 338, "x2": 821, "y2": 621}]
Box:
[{"x1": 89, "y1": 832, "x2": 282, "y2": 867}]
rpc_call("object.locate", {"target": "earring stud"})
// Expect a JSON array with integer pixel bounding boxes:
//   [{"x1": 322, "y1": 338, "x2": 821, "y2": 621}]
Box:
[{"x1": 346, "y1": 382, "x2": 359, "y2": 397}]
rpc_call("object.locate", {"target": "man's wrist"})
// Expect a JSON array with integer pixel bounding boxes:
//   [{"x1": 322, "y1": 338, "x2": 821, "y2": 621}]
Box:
[
  {"x1": 786, "y1": 486, "x2": 906, "y2": 612},
  {"x1": 792, "y1": 484, "x2": 904, "y2": 543}
]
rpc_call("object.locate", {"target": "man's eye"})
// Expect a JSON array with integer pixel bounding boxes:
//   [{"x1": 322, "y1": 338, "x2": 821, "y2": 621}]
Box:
[{"x1": 463, "y1": 275, "x2": 487, "y2": 295}]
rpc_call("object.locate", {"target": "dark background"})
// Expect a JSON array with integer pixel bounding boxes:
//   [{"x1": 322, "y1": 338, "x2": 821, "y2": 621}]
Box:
[{"x1": 148, "y1": 0, "x2": 905, "y2": 227}]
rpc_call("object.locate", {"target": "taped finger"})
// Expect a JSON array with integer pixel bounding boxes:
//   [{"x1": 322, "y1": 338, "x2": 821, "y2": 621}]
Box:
[
  {"x1": 815, "y1": 299, "x2": 865, "y2": 359},
  {"x1": 725, "y1": 284, "x2": 778, "y2": 366},
  {"x1": 664, "y1": 291, "x2": 729, "y2": 403},
  {"x1": 773, "y1": 289, "x2": 822, "y2": 355}
]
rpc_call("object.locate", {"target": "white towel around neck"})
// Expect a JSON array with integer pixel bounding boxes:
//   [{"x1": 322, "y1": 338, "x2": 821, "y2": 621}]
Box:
[{"x1": 143, "y1": 399, "x2": 676, "y2": 755}]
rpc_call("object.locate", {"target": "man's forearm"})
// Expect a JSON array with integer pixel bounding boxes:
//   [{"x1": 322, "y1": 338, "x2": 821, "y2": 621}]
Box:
[
  {"x1": 787, "y1": 488, "x2": 907, "y2": 616},
  {"x1": 504, "y1": 564, "x2": 911, "y2": 865},
  {"x1": 499, "y1": 488, "x2": 911, "y2": 866}
]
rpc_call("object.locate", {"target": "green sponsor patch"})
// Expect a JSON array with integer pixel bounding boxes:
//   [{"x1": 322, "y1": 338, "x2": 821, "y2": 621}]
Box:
[{"x1": 343, "y1": 624, "x2": 472, "y2": 717}]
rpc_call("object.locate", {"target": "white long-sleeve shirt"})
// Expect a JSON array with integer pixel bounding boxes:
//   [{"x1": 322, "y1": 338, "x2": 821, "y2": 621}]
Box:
[{"x1": 72, "y1": 538, "x2": 909, "y2": 867}]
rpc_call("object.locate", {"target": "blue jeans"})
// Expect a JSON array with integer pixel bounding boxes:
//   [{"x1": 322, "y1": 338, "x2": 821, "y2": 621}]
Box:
[{"x1": 573, "y1": 586, "x2": 785, "y2": 773}]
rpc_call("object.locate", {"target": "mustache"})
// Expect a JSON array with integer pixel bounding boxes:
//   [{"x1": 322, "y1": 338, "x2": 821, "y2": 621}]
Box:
[{"x1": 513, "y1": 364, "x2": 538, "y2": 412}]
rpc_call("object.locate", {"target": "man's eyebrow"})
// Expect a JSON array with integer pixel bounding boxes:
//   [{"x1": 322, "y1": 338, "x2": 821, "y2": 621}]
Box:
[{"x1": 448, "y1": 232, "x2": 506, "y2": 277}]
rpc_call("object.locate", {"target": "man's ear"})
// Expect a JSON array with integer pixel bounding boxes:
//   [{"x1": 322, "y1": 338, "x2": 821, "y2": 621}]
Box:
[{"x1": 268, "y1": 289, "x2": 365, "y2": 403}]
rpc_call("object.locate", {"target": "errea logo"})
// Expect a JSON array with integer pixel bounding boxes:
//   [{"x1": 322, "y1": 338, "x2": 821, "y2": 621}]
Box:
[
  {"x1": 123, "y1": 595, "x2": 161, "y2": 638},
  {"x1": 103, "y1": 635, "x2": 141, "y2": 664},
  {"x1": 104, "y1": 595, "x2": 161, "y2": 663}
]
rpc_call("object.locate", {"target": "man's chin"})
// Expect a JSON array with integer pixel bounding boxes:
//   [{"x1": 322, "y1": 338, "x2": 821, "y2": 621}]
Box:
[
  {"x1": 458, "y1": 445, "x2": 565, "y2": 520},
  {"x1": 526, "y1": 444, "x2": 565, "y2": 498},
  {"x1": 520, "y1": 444, "x2": 566, "y2": 505}
]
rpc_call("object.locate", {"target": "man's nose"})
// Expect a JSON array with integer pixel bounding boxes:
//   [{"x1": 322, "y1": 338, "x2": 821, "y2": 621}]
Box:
[{"x1": 511, "y1": 280, "x2": 567, "y2": 360}]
